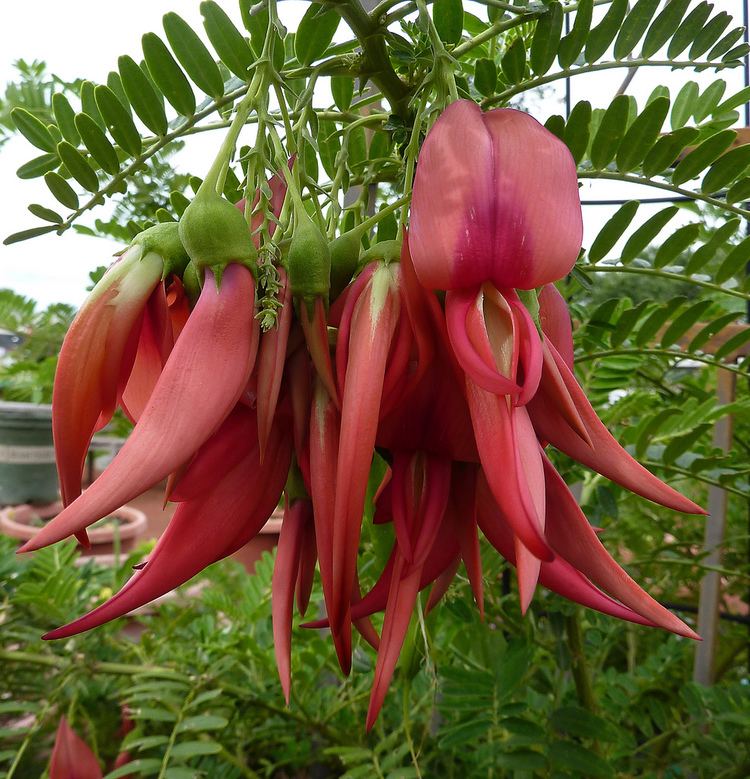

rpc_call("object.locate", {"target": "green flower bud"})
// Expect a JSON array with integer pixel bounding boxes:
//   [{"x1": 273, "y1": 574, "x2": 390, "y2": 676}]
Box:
[
  {"x1": 329, "y1": 227, "x2": 363, "y2": 300},
  {"x1": 287, "y1": 209, "x2": 331, "y2": 310},
  {"x1": 178, "y1": 192, "x2": 257, "y2": 274}
]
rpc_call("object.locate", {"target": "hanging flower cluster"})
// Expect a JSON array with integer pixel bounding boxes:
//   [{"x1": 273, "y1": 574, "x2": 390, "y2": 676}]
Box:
[{"x1": 22, "y1": 100, "x2": 703, "y2": 728}]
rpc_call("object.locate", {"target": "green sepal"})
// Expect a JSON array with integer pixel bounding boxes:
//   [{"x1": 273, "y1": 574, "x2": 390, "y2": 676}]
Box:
[
  {"x1": 284, "y1": 459, "x2": 309, "y2": 504},
  {"x1": 358, "y1": 239, "x2": 402, "y2": 270},
  {"x1": 178, "y1": 193, "x2": 258, "y2": 274},
  {"x1": 132, "y1": 222, "x2": 190, "y2": 278},
  {"x1": 517, "y1": 288, "x2": 541, "y2": 331}
]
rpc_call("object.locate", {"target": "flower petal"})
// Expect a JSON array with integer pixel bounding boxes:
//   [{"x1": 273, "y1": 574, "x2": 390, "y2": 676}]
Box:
[{"x1": 543, "y1": 455, "x2": 699, "y2": 639}]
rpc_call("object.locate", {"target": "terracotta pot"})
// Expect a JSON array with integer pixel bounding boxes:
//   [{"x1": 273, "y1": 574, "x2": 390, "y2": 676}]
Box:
[
  {"x1": 0, "y1": 501, "x2": 147, "y2": 557},
  {"x1": 231, "y1": 509, "x2": 284, "y2": 573}
]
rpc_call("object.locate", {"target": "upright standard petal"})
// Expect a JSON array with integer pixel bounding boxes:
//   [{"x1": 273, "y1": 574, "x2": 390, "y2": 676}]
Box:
[
  {"x1": 410, "y1": 100, "x2": 582, "y2": 291},
  {"x1": 22, "y1": 264, "x2": 259, "y2": 553}
]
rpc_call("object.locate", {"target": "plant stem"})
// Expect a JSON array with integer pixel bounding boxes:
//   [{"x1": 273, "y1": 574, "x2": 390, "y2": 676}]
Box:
[
  {"x1": 578, "y1": 169, "x2": 750, "y2": 220},
  {"x1": 399, "y1": 95, "x2": 427, "y2": 230},
  {"x1": 0, "y1": 649, "x2": 187, "y2": 679},
  {"x1": 199, "y1": 70, "x2": 265, "y2": 197},
  {"x1": 577, "y1": 347, "x2": 750, "y2": 374},
  {"x1": 331, "y1": 0, "x2": 412, "y2": 118},
  {"x1": 565, "y1": 610, "x2": 597, "y2": 713},
  {"x1": 357, "y1": 194, "x2": 410, "y2": 234},
  {"x1": 158, "y1": 688, "x2": 195, "y2": 779}
]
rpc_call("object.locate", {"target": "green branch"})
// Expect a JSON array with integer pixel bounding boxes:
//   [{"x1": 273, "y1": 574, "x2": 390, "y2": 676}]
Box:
[
  {"x1": 578, "y1": 170, "x2": 750, "y2": 220},
  {"x1": 576, "y1": 348, "x2": 750, "y2": 376},
  {"x1": 453, "y1": 0, "x2": 614, "y2": 59},
  {"x1": 641, "y1": 460, "x2": 749, "y2": 499},
  {"x1": 579, "y1": 262, "x2": 750, "y2": 302},
  {"x1": 52, "y1": 83, "x2": 254, "y2": 236},
  {"x1": 331, "y1": 0, "x2": 412, "y2": 117},
  {"x1": 485, "y1": 58, "x2": 741, "y2": 105}
]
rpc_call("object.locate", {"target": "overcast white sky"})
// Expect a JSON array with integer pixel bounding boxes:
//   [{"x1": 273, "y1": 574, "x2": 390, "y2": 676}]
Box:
[{"x1": 0, "y1": 0, "x2": 746, "y2": 308}]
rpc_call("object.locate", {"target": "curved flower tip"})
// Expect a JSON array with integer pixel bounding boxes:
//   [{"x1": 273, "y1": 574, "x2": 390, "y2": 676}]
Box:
[
  {"x1": 44, "y1": 407, "x2": 290, "y2": 641},
  {"x1": 538, "y1": 284, "x2": 574, "y2": 371},
  {"x1": 467, "y1": 375, "x2": 552, "y2": 562},
  {"x1": 50, "y1": 717, "x2": 102, "y2": 779},
  {"x1": 272, "y1": 498, "x2": 309, "y2": 704},
  {"x1": 21, "y1": 264, "x2": 259, "y2": 554},
  {"x1": 542, "y1": 456, "x2": 700, "y2": 640},
  {"x1": 410, "y1": 100, "x2": 582, "y2": 292},
  {"x1": 530, "y1": 340, "x2": 706, "y2": 516},
  {"x1": 446, "y1": 285, "x2": 542, "y2": 404},
  {"x1": 366, "y1": 557, "x2": 421, "y2": 731},
  {"x1": 53, "y1": 243, "x2": 163, "y2": 506}
]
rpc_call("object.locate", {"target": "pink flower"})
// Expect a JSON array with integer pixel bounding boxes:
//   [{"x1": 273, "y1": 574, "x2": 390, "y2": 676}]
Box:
[{"x1": 410, "y1": 100, "x2": 583, "y2": 292}]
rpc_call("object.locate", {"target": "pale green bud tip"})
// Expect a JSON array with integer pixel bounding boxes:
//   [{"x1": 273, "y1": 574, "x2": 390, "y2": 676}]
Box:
[{"x1": 133, "y1": 222, "x2": 190, "y2": 279}]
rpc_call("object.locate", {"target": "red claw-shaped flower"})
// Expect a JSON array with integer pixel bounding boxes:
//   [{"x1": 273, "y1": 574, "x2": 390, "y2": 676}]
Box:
[
  {"x1": 331, "y1": 260, "x2": 402, "y2": 642},
  {"x1": 44, "y1": 404, "x2": 291, "y2": 640},
  {"x1": 21, "y1": 263, "x2": 259, "y2": 553},
  {"x1": 410, "y1": 100, "x2": 583, "y2": 292}
]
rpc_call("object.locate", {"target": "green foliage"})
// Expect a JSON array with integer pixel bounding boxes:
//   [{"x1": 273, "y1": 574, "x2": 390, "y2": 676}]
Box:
[
  {"x1": 1, "y1": 535, "x2": 747, "y2": 778},
  {"x1": 0, "y1": 289, "x2": 75, "y2": 403}
]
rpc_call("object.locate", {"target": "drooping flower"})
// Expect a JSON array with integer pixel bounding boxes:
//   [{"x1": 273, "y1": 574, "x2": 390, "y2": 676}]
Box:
[
  {"x1": 529, "y1": 284, "x2": 705, "y2": 515},
  {"x1": 31, "y1": 94, "x2": 707, "y2": 734},
  {"x1": 49, "y1": 716, "x2": 102, "y2": 779},
  {"x1": 43, "y1": 404, "x2": 291, "y2": 639},
  {"x1": 53, "y1": 224, "x2": 189, "y2": 511},
  {"x1": 21, "y1": 263, "x2": 259, "y2": 553},
  {"x1": 329, "y1": 257, "x2": 403, "y2": 651}
]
